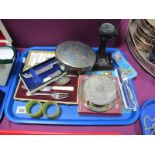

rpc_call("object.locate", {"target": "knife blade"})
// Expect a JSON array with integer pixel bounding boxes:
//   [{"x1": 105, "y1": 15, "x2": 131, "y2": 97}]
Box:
[{"x1": 23, "y1": 61, "x2": 58, "y2": 78}]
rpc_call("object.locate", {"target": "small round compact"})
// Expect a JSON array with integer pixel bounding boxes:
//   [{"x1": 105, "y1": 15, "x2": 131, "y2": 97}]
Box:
[
  {"x1": 55, "y1": 41, "x2": 96, "y2": 74},
  {"x1": 79, "y1": 75, "x2": 118, "y2": 112}
]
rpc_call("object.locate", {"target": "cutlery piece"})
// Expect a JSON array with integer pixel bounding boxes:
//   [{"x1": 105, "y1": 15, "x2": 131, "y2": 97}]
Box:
[
  {"x1": 55, "y1": 76, "x2": 71, "y2": 85},
  {"x1": 23, "y1": 61, "x2": 58, "y2": 78},
  {"x1": 26, "y1": 92, "x2": 69, "y2": 99},
  {"x1": 43, "y1": 70, "x2": 62, "y2": 83},
  {"x1": 22, "y1": 85, "x2": 74, "y2": 91},
  {"x1": 41, "y1": 86, "x2": 74, "y2": 91}
]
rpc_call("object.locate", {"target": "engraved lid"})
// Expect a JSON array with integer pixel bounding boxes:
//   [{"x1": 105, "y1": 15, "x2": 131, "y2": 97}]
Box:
[
  {"x1": 56, "y1": 41, "x2": 96, "y2": 69},
  {"x1": 82, "y1": 75, "x2": 117, "y2": 106}
]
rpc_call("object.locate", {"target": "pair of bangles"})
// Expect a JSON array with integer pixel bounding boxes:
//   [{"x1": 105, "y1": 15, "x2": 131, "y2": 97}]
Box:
[{"x1": 26, "y1": 100, "x2": 61, "y2": 119}]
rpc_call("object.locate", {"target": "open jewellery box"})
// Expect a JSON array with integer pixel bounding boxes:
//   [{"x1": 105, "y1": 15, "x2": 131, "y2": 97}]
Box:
[
  {"x1": 0, "y1": 46, "x2": 19, "y2": 121},
  {"x1": 20, "y1": 57, "x2": 66, "y2": 95},
  {"x1": 0, "y1": 46, "x2": 16, "y2": 86}
]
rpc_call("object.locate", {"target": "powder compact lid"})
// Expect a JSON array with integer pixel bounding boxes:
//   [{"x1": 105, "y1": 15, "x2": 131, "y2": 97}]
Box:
[
  {"x1": 56, "y1": 41, "x2": 96, "y2": 69},
  {"x1": 80, "y1": 75, "x2": 118, "y2": 112}
]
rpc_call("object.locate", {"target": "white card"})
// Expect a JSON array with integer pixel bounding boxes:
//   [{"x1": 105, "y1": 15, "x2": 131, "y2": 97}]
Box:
[{"x1": 16, "y1": 106, "x2": 26, "y2": 114}]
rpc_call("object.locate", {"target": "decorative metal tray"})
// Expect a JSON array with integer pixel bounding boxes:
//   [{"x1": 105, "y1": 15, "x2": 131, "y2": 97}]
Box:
[{"x1": 127, "y1": 20, "x2": 155, "y2": 77}]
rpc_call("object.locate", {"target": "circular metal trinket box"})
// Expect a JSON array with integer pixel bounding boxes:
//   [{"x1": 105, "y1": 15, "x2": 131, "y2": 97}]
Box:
[
  {"x1": 56, "y1": 41, "x2": 96, "y2": 74},
  {"x1": 79, "y1": 75, "x2": 118, "y2": 112}
]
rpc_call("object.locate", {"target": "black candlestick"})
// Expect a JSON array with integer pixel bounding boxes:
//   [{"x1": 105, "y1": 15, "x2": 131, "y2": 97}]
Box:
[
  {"x1": 98, "y1": 23, "x2": 118, "y2": 57},
  {"x1": 93, "y1": 23, "x2": 118, "y2": 70}
]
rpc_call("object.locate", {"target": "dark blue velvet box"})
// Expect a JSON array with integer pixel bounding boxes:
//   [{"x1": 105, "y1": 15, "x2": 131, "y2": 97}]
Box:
[{"x1": 20, "y1": 57, "x2": 64, "y2": 94}]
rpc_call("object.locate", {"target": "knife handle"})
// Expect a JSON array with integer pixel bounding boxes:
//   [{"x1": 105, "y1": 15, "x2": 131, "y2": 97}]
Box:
[{"x1": 52, "y1": 86, "x2": 74, "y2": 91}]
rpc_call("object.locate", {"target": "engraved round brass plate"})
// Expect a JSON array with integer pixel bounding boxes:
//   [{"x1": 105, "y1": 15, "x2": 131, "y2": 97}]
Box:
[
  {"x1": 80, "y1": 75, "x2": 117, "y2": 112},
  {"x1": 128, "y1": 20, "x2": 155, "y2": 54},
  {"x1": 127, "y1": 20, "x2": 155, "y2": 77},
  {"x1": 56, "y1": 41, "x2": 96, "y2": 72}
]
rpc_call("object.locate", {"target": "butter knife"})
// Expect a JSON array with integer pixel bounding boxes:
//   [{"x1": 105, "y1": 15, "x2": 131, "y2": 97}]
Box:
[{"x1": 22, "y1": 85, "x2": 74, "y2": 92}]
